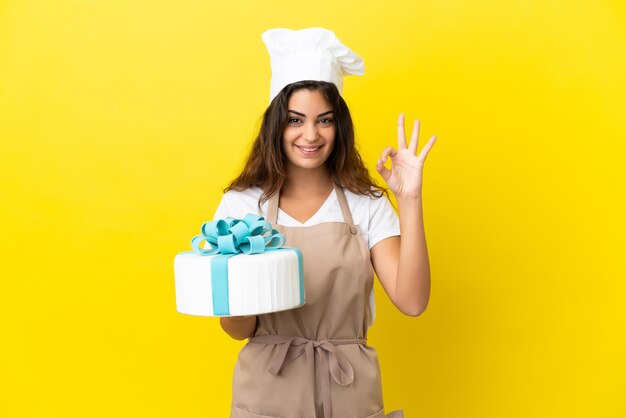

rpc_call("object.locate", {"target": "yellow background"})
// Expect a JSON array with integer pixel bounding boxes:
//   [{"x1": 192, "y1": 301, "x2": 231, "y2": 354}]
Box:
[{"x1": 1, "y1": 0, "x2": 625, "y2": 417}]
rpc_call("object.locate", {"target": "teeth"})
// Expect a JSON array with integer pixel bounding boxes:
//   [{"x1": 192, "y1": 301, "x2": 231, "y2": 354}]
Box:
[{"x1": 299, "y1": 146, "x2": 320, "y2": 152}]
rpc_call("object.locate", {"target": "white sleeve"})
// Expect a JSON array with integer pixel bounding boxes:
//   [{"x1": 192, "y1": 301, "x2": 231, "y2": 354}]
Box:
[
  {"x1": 212, "y1": 189, "x2": 263, "y2": 221},
  {"x1": 368, "y1": 195, "x2": 400, "y2": 249},
  {"x1": 212, "y1": 193, "x2": 232, "y2": 220}
]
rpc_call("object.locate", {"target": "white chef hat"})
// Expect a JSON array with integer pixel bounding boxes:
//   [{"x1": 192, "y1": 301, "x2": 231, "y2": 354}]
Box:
[{"x1": 261, "y1": 27, "x2": 365, "y2": 102}]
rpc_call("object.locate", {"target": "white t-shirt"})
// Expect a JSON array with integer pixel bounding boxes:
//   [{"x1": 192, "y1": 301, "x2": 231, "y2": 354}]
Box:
[{"x1": 212, "y1": 187, "x2": 401, "y2": 327}]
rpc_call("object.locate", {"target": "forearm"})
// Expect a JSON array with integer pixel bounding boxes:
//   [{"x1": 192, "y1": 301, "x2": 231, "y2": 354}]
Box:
[
  {"x1": 395, "y1": 197, "x2": 431, "y2": 316},
  {"x1": 220, "y1": 316, "x2": 257, "y2": 340}
]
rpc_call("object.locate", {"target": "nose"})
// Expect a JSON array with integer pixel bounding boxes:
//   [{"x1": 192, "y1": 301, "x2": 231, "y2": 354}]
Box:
[{"x1": 303, "y1": 121, "x2": 319, "y2": 142}]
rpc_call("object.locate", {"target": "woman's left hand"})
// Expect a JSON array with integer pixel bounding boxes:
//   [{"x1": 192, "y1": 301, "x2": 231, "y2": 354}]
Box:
[{"x1": 376, "y1": 114, "x2": 437, "y2": 200}]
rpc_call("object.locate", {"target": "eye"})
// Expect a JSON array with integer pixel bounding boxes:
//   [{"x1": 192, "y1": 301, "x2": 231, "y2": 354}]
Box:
[
  {"x1": 319, "y1": 118, "x2": 334, "y2": 124},
  {"x1": 288, "y1": 117, "x2": 302, "y2": 124}
]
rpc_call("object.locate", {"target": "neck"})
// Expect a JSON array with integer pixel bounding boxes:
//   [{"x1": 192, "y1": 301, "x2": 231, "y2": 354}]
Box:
[{"x1": 283, "y1": 164, "x2": 334, "y2": 197}]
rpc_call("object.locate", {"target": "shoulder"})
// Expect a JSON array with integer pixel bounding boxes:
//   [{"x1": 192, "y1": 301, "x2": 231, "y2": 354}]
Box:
[
  {"x1": 341, "y1": 187, "x2": 398, "y2": 224},
  {"x1": 214, "y1": 187, "x2": 264, "y2": 219},
  {"x1": 342, "y1": 187, "x2": 400, "y2": 249},
  {"x1": 342, "y1": 187, "x2": 393, "y2": 211},
  {"x1": 220, "y1": 187, "x2": 263, "y2": 205}
]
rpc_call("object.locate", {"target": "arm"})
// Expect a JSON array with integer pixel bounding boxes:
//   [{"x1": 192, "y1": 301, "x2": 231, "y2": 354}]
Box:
[
  {"x1": 372, "y1": 114, "x2": 437, "y2": 317},
  {"x1": 370, "y1": 199, "x2": 430, "y2": 316},
  {"x1": 220, "y1": 315, "x2": 258, "y2": 340}
]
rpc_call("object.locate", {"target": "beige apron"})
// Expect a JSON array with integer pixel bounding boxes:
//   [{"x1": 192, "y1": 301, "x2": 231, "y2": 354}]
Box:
[{"x1": 230, "y1": 184, "x2": 403, "y2": 418}]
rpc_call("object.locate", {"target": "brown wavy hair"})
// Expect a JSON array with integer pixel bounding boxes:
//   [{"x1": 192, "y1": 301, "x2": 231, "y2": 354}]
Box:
[{"x1": 225, "y1": 80, "x2": 386, "y2": 206}]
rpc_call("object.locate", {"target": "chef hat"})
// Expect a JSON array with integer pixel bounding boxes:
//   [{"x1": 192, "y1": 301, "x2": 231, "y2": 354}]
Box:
[{"x1": 261, "y1": 27, "x2": 365, "y2": 102}]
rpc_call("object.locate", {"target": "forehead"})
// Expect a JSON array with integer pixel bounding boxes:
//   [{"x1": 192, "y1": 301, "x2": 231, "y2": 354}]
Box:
[{"x1": 287, "y1": 89, "x2": 332, "y2": 113}]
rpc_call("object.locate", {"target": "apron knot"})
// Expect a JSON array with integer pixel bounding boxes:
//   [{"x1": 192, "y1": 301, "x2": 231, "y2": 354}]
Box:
[{"x1": 249, "y1": 334, "x2": 366, "y2": 418}]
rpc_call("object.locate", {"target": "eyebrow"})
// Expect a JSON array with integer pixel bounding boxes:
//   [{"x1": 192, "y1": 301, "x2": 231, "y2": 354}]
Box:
[{"x1": 288, "y1": 110, "x2": 334, "y2": 117}]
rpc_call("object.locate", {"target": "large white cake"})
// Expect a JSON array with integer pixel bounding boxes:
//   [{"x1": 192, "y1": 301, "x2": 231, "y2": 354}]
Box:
[{"x1": 174, "y1": 249, "x2": 304, "y2": 317}]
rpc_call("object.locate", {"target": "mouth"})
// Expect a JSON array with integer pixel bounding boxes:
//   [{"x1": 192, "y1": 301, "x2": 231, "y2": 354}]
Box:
[{"x1": 295, "y1": 145, "x2": 323, "y2": 156}]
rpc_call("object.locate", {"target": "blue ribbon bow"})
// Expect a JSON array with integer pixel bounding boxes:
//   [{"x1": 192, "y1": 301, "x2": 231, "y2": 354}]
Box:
[{"x1": 191, "y1": 214, "x2": 286, "y2": 256}]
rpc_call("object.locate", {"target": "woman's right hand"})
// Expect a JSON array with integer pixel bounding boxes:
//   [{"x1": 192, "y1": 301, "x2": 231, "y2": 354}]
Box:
[{"x1": 219, "y1": 315, "x2": 258, "y2": 340}]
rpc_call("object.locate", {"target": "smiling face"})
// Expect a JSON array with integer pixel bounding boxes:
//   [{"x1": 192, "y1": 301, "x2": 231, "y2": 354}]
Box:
[{"x1": 281, "y1": 89, "x2": 336, "y2": 173}]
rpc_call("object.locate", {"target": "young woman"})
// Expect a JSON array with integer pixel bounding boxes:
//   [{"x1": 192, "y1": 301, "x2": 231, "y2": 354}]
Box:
[{"x1": 213, "y1": 78, "x2": 436, "y2": 418}]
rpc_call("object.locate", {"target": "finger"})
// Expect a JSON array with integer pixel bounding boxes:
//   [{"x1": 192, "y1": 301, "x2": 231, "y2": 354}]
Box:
[
  {"x1": 397, "y1": 113, "x2": 407, "y2": 150},
  {"x1": 418, "y1": 135, "x2": 437, "y2": 162},
  {"x1": 408, "y1": 120, "x2": 420, "y2": 154},
  {"x1": 376, "y1": 157, "x2": 392, "y2": 182},
  {"x1": 377, "y1": 146, "x2": 396, "y2": 182},
  {"x1": 380, "y1": 146, "x2": 397, "y2": 163}
]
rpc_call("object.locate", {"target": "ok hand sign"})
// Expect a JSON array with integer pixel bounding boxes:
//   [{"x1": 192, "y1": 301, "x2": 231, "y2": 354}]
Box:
[{"x1": 376, "y1": 114, "x2": 437, "y2": 200}]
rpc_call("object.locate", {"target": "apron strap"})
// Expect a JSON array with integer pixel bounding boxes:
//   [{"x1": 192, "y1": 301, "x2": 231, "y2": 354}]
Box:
[
  {"x1": 333, "y1": 184, "x2": 356, "y2": 228},
  {"x1": 267, "y1": 190, "x2": 279, "y2": 225}
]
